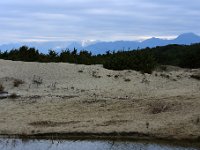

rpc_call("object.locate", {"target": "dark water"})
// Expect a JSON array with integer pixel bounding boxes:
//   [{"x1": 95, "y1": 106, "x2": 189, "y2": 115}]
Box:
[{"x1": 0, "y1": 138, "x2": 198, "y2": 150}]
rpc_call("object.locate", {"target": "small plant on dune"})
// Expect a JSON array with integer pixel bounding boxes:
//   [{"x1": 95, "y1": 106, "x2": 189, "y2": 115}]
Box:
[
  {"x1": 92, "y1": 71, "x2": 101, "y2": 78},
  {"x1": 124, "y1": 78, "x2": 131, "y2": 82},
  {"x1": 114, "y1": 75, "x2": 119, "y2": 79},
  {"x1": 146, "y1": 122, "x2": 149, "y2": 129},
  {"x1": 151, "y1": 104, "x2": 168, "y2": 114},
  {"x1": 32, "y1": 75, "x2": 43, "y2": 86},
  {"x1": 160, "y1": 73, "x2": 170, "y2": 79},
  {"x1": 141, "y1": 76, "x2": 150, "y2": 84},
  {"x1": 13, "y1": 79, "x2": 24, "y2": 87},
  {"x1": 78, "y1": 70, "x2": 83, "y2": 73},
  {"x1": 0, "y1": 84, "x2": 4, "y2": 92},
  {"x1": 196, "y1": 117, "x2": 200, "y2": 125},
  {"x1": 50, "y1": 82, "x2": 57, "y2": 90}
]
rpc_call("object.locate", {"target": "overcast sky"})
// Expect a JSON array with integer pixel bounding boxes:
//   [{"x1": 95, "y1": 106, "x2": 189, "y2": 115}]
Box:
[{"x1": 0, "y1": 0, "x2": 200, "y2": 43}]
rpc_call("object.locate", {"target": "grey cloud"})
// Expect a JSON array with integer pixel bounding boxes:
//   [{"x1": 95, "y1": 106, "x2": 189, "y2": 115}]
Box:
[{"x1": 0, "y1": 0, "x2": 200, "y2": 43}]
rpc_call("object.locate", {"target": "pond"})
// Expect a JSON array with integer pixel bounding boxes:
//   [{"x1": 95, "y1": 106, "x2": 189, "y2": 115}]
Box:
[{"x1": 0, "y1": 138, "x2": 199, "y2": 150}]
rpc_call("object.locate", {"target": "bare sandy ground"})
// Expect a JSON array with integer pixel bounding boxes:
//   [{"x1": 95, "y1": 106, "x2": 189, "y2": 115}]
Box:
[{"x1": 0, "y1": 59, "x2": 200, "y2": 140}]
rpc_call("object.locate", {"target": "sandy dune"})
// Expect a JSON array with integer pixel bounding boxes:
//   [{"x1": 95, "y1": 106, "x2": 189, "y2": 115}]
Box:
[{"x1": 0, "y1": 59, "x2": 200, "y2": 140}]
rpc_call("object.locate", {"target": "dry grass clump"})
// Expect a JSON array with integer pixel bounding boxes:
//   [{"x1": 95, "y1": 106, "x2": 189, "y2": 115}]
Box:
[
  {"x1": 32, "y1": 75, "x2": 43, "y2": 86},
  {"x1": 96, "y1": 120, "x2": 128, "y2": 127},
  {"x1": 151, "y1": 105, "x2": 168, "y2": 114},
  {"x1": 92, "y1": 71, "x2": 101, "y2": 78},
  {"x1": 148, "y1": 102, "x2": 170, "y2": 114},
  {"x1": 29, "y1": 121, "x2": 80, "y2": 127},
  {"x1": 0, "y1": 84, "x2": 4, "y2": 92},
  {"x1": 196, "y1": 117, "x2": 200, "y2": 124},
  {"x1": 141, "y1": 77, "x2": 150, "y2": 84},
  {"x1": 124, "y1": 78, "x2": 131, "y2": 82},
  {"x1": 160, "y1": 73, "x2": 170, "y2": 79},
  {"x1": 13, "y1": 79, "x2": 24, "y2": 87},
  {"x1": 78, "y1": 70, "x2": 83, "y2": 73},
  {"x1": 114, "y1": 75, "x2": 120, "y2": 79}
]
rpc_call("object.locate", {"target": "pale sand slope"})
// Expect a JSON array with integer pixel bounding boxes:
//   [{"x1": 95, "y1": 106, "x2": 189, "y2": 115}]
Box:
[{"x1": 0, "y1": 59, "x2": 200, "y2": 140}]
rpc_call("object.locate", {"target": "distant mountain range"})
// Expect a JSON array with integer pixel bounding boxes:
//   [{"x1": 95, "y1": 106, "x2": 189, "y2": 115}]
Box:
[{"x1": 0, "y1": 33, "x2": 200, "y2": 54}]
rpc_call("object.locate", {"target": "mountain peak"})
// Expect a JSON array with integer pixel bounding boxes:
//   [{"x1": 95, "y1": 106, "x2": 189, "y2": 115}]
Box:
[{"x1": 177, "y1": 33, "x2": 200, "y2": 39}]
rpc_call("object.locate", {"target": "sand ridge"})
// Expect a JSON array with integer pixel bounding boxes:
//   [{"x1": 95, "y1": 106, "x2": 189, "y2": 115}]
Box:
[{"x1": 0, "y1": 59, "x2": 200, "y2": 140}]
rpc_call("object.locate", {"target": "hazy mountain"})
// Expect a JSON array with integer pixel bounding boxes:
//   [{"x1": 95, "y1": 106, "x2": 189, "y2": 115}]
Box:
[
  {"x1": 0, "y1": 33, "x2": 200, "y2": 54},
  {"x1": 141, "y1": 37, "x2": 168, "y2": 48},
  {"x1": 85, "y1": 41, "x2": 140, "y2": 54},
  {"x1": 173, "y1": 33, "x2": 200, "y2": 44},
  {"x1": 84, "y1": 33, "x2": 200, "y2": 54}
]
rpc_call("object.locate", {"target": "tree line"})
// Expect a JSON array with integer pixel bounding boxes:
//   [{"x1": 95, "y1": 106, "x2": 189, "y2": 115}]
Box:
[{"x1": 0, "y1": 43, "x2": 200, "y2": 73}]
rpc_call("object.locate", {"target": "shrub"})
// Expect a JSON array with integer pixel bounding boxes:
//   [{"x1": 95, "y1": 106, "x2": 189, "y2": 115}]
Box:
[
  {"x1": 13, "y1": 79, "x2": 24, "y2": 87},
  {"x1": 78, "y1": 70, "x2": 83, "y2": 73},
  {"x1": 124, "y1": 78, "x2": 131, "y2": 82},
  {"x1": 160, "y1": 73, "x2": 170, "y2": 79},
  {"x1": 191, "y1": 74, "x2": 200, "y2": 80},
  {"x1": 92, "y1": 71, "x2": 101, "y2": 78}
]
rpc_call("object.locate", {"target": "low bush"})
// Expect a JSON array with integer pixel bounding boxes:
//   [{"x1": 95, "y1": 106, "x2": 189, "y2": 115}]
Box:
[
  {"x1": 13, "y1": 79, "x2": 24, "y2": 87},
  {"x1": 124, "y1": 78, "x2": 131, "y2": 82},
  {"x1": 32, "y1": 75, "x2": 43, "y2": 86},
  {"x1": 191, "y1": 74, "x2": 200, "y2": 80}
]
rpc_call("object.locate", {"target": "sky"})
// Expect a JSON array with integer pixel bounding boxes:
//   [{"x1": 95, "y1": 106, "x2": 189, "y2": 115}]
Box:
[{"x1": 0, "y1": 0, "x2": 200, "y2": 44}]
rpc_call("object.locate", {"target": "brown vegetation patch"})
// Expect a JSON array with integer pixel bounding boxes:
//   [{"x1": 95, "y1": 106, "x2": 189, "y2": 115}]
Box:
[
  {"x1": 191, "y1": 115, "x2": 200, "y2": 125},
  {"x1": 29, "y1": 121, "x2": 81, "y2": 127},
  {"x1": 57, "y1": 95, "x2": 79, "y2": 99},
  {"x1": 29, "y1": 95, "x2": 42, "y2": 99},
  {"x1": 92, "y1": 71, "x2": 101, "y2": 78},
  {"x1": 124, "y1": 78, "x2": 131, "y2": 82},
  {"x1": 9, "y1": 93, "x2": 19, "y2": 99},
  {"x1": 114, "y1": 75, "x2": 120, "y2": 79},
  {"x1": 78, "y1": 70, "x2": 83, "y2": 73},
  {"x1": 147, "y1": 101, "x2": 180, "y2": 114},
  {"x1": 82, "y1": 99, "x2": 107, "y2": 105},
  {"x1": 160, "y1": 73, "x2": 170, "y2": 79},
  {"x1": 97, "y1": 120, "x2": 129, "y2": 127},
  {"x1": 13, "y1": 79, "x2": 24, "y2": 87},
  {"x1": 32, "y1": 75, "x2": 43, "y2": 86},
  {"x1": 150, "y1": 104, "x2": 169, "y2": 114}
]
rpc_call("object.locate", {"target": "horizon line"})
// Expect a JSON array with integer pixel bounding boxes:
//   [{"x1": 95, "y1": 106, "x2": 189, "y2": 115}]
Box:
[{"x1": 1, "y1": 33, "x2": 199, "y2": 45}]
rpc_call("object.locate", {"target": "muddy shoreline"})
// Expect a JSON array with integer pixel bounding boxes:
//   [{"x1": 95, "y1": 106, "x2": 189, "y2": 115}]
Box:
[
  {"x1": 1, "y1": 132, "x2": 200, "y2": 148},
  {"x1": 1, "y1": 131, "x2": 200, "y2": 142}
]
